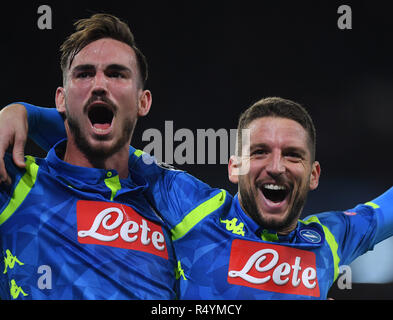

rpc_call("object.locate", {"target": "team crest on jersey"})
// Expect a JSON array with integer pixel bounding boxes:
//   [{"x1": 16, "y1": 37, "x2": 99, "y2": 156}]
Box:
[
  {"x1": 76, "y1": 201, "x2": 168, "y2": 259},
  {"x1": 228, "y1": 239, "x2": 320, "y2": 297},
  {"x1": 299, "y1": 229, "x2": 322, "y2": 244}
]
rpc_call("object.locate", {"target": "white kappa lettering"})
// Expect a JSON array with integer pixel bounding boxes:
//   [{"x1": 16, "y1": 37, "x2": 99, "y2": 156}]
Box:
[
  {"x1": 228, "y1": 248, "x2": 317, "y2": 287},
  {"x1": 78, "y1": 207, "x2": 165, "y2": 251}
]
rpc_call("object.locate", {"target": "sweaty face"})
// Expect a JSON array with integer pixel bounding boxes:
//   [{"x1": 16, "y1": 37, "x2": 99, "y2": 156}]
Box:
[
  {"x1": 58, "y1": 38, "x2": 144, "y2": 160},
  {"x1": 234, "y1": 117, "x2": 320, "y2": 234}
]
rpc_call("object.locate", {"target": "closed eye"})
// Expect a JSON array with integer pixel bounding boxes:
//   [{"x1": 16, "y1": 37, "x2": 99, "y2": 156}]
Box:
[
  {"x1": 254, "y1": 149, "x2": 268, "y2": 155},
  {"x1": 251, "y1": 148, "x2": 269, "y2": 158},
  {"x1": 284, "y1": 151, "x2": 304, "y2": 162}
]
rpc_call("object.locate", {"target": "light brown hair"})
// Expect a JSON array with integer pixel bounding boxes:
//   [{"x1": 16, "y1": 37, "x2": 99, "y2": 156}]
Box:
[
  {"x1": 237, "y1": 97, "x2": 317, "y2": 160},
  {"x1": 60, "y1": 13, "x2": 148, "y2": 87}
]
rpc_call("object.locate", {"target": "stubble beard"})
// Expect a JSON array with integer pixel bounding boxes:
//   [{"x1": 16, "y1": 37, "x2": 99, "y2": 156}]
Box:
[
  {"x1": 65, "y1": 107, "x2": 135, "y2": 167},
  {"x1": 238, "y1": 178, "x2": 309, "y2": 234}
]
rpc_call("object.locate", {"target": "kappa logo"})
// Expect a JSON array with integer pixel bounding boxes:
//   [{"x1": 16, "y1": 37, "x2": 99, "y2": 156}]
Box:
[
  {"x1": 228, "y1": 239, "x2": 320, "y2": 297},
  {"x1": 76, "y1": 201, "x2": 168, "y2": 259}
]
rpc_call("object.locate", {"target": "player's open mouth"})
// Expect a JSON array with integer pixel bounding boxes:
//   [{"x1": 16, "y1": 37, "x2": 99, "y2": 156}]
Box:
[
  {"x1": 261, "y1": 183, "x2": 290, "y2": 204},
  {"x1": 88, "y1": 103, "x2": 114, "y2": 132}
]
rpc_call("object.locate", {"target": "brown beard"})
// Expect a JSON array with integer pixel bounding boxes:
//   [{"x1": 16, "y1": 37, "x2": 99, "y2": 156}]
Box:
[
  {"x1": 65, "y1": 107, "x2": 135, "y2": 167},
  {"x1": 238, "y1": 178, "x2": 309, "y2": 234}
]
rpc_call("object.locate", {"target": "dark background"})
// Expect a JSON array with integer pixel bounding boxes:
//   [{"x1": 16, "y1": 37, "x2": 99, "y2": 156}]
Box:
[{"x1": 1, "y1": 0, "x2": 392, "y2": 299}]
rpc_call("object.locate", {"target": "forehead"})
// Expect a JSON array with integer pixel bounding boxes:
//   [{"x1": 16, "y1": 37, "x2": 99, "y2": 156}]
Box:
[
  {"x1": 70, "y1": 38, "x2": 137, "y2": 70},
  {"x1": 247, "y1": 116, "x2": 310, "y2": 150}
]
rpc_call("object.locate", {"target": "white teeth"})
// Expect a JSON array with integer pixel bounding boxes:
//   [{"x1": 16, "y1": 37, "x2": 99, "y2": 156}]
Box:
[{"x1": 263, "y1": 184, "x2": 286, "y2": 190}]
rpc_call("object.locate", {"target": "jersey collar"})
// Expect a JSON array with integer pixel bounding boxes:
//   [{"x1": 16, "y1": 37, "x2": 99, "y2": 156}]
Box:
[
  {"x1": 45, "y1": 139, "x2": 148, "y2": 193},
  {"x1": 233, "y1": 194, "x2": 325, "y2": 247}
]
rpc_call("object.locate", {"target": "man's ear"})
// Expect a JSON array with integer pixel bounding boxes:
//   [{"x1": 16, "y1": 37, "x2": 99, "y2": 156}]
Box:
[
  {"x1": 137, "y1": 90, "x2": 152, "y2": 117},
  {"x1": 55, "y1": 87, "x2": 66, "y2": 114},
  {"x1": 228, "y1": 155, "x2": 241, "y2": 184},
  {"x1": 309, "y1": 161, "x2": 321, "y2": 191}
]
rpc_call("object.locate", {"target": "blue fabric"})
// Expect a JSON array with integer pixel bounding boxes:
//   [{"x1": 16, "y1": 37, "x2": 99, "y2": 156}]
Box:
[
  {"x1": 0, "y1": 141, "x2": 177, "y2": 299},
  {"x1": 19, "y1": 103, "x2": 65, "y2": 151},
  {"x1": 129, "y1": 152, "x2": 393, "y2": 299},
  {"x1": 12, "y1": 102, "x2": 393, "y2": 299}
]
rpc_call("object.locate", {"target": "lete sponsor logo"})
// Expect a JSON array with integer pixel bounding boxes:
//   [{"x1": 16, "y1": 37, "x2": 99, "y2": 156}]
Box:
[
  {"x1": 227, "y1": 239, "x2": 320, "y2": 297},
  {"x1": 76, "y1": 201, "x2": 168, "y2": 259}
]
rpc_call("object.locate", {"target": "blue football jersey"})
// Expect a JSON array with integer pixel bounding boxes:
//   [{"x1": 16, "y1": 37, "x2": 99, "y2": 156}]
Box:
[
  {"x1": 14, "y1": 103, "x2": 393, "y2": 299},
  {"x1": 128, "y1": 151, "x2": 393, "y2": 299},
  {"x1": 0, "y1": 141, "x2": 177, "y2": 300}
]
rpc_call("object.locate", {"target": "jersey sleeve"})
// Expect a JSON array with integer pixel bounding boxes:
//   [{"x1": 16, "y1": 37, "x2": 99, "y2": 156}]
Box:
[
  {"x1": 17, "y1": 102, "x2": 66, "y2": 151},
  {"x1": 317, "y1": 187, "x2": 393, "y2": 267},
  {"x1": 129, "y1": 151, "x2": 226, "y2": 231},
  {"x1": 0, "y1": 154, "x2": 26, "y2": 224},
  {"x1": 369, "y1": 187, "x2": 393, "y2": 243}
]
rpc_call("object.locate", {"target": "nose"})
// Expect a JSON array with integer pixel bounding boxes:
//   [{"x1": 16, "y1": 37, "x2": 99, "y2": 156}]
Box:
[
  {"x1": 266, "y1": 150, "x2": 285, "y2": 177},
  {"x1": 91, "y1": 71, "x2": 108, "y2": 96}
]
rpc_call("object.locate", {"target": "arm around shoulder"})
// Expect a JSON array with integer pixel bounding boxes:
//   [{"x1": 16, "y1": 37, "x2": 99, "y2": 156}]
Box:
[{"x1": 0, "y1": 104, "x2": 28, "y2": 183}]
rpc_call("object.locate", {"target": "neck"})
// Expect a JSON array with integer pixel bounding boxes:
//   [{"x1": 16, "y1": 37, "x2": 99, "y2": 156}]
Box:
[{"x1": 63, "y1": 139, "x2": 130, "y2": 179}]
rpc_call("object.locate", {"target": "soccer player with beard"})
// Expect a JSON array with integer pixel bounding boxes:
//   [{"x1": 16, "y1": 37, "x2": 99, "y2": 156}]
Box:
[
  {"x1": 0, "y1": 14, "x2": 177, "y2": 299},
  {"x1": 2, "y1": 96, "x2": 392, "y2": 299},
  {"x1": 232, "y1": 98, "x2": 320, "y2": 236}
]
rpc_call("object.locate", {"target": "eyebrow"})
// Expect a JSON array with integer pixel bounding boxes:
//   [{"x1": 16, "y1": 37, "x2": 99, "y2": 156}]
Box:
[
  {"x1": 105, "y1": 64, "x2": 132, "y2": 74},
  {"x1": 250, "y1": 143, "x2": 308, "y2": 156},
  {"x1": 71, "y1": 64, "x2": 94, "y2": 73},
  {"x1": 71, "y1": 64, "x2": 133, "y2": 74}
]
